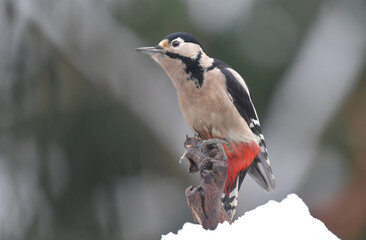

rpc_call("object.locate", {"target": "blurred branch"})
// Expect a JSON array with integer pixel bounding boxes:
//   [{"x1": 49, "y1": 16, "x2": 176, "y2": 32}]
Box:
[
  {"x1": 313, "y1": 81, "x2": 366, "y2": 240},
  {"x1": 263, "y1": 0, "x2": 366, "y2": 199},
  {"x1": 6, "y1": 0, "x2": 188, "y2": 154}
]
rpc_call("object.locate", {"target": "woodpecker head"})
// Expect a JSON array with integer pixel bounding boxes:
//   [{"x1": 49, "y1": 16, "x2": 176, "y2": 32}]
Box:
[
  {"x1": 136, "y1": 32, "x2": 202, "y2": 60},
  {"x1": 136, "y1": 32, "x2": 213, "y2": 88}
]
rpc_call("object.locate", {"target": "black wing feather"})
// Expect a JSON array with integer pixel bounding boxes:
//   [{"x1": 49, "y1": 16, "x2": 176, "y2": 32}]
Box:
[
  {"x1": 208, "y1": 59, "x2": 258, "y2": 128},
  {"x1": 209, "y1": 59, "x2": 276, "y2": 192}
]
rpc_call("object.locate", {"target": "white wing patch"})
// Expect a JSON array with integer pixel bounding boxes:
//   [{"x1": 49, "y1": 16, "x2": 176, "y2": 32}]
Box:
[{"x1": 251, "y1": 119, "x2": 260, "y2": 126}]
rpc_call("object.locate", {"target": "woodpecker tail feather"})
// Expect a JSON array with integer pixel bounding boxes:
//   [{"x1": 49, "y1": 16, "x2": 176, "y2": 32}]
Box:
[
  {"x1": 247, "y1": 159, "x2": 270, "y2": 191},
  {"x1": 249, "y1": 151, "x2": 276, "y2": 192}
]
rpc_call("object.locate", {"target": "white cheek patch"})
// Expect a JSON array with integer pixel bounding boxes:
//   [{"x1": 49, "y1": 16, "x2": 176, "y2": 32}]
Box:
[
  {"x1": 199, "y1": 55, "x2": 214, "y2": 69},
  {"x1": 176, "y1": 42, "x2": 202, "y2": 58}
]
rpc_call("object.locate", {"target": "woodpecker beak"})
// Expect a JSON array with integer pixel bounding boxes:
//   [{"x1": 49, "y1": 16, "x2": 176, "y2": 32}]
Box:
[{"x1": 135, "y1": 46, "x2": 163, "y2": 55}]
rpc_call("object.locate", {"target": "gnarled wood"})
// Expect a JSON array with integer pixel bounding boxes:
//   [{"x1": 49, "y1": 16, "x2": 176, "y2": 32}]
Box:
[{"x1": 183, "y1": 137, "x2": 232, "y2": 230}]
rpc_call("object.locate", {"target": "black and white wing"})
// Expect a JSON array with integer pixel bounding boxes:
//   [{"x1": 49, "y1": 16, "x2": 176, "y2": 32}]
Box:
[{"x1": 210, "y1": 59, "x2": 276, "y2": 192}]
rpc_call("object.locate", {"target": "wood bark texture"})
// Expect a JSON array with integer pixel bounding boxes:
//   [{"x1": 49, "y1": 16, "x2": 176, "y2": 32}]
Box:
[{"x1": 183, "y1": 137, "x2": 232, "y2": 230}]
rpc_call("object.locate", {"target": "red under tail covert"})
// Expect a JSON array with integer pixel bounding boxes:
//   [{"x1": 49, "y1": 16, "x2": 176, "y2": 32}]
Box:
[{"x1": 223, "y1": 142, "x2": 261, "y2": 193}]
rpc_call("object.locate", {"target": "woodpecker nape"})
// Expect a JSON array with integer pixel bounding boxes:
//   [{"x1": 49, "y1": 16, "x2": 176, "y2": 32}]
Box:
[{"x1": 136, "y1": 32, "x2": 276, "y2": 219}]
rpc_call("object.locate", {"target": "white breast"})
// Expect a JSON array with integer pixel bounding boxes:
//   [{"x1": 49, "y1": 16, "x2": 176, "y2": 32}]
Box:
[{"x1": 177, "y1": 69, "x2": 259, "y2": 144}]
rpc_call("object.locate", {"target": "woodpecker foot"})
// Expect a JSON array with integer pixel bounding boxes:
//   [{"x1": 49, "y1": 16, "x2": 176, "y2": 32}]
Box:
[
  {"x1": 180, "y1": 134, "x2": 201, "y2": 164},
  {"x1": 198, "y1": 139, "x2": 228, "y2": 163},
  {"x1": 193, "y1": 132, "x2": 201, "y2": 140},
  {"x1": 183, "y1": 136, "x2": 204, "y2": 172},
  {"x1": 183, "y1": 137, "x2": 231, "y2": 230},
  {"x1": 183, "y1": 137, "x2": 228, "y2": 174}
]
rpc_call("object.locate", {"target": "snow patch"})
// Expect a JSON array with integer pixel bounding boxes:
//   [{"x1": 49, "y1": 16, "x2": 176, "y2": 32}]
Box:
[{"x1": 162, "y1": 194, "x2": 339, "y2": 240}]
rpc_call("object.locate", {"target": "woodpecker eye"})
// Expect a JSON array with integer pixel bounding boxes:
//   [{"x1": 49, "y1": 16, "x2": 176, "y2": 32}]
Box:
[{"x1": 172, "y1": 40, "x2": 180, "y2": 48}]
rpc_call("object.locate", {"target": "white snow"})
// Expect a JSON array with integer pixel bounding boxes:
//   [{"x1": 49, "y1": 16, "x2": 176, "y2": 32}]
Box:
[{"x1": 162, "y1": 194, "x2": 339, "y2": 240}]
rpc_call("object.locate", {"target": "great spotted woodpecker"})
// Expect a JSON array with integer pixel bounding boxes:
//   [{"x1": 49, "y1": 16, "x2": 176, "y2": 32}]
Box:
[{"x1": 136, "y1": 32, "x2": 276, "y2": 219}]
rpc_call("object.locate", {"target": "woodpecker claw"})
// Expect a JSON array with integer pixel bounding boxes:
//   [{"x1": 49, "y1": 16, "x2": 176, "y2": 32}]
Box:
[{"x1": 193, "y1": 132, "x2": 201, "y2": 140}]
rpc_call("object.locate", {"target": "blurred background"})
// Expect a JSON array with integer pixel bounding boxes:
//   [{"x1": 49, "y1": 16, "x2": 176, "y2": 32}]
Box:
[{"x1": 0, "y1": 0, "x2": 365, "y2": 239}]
